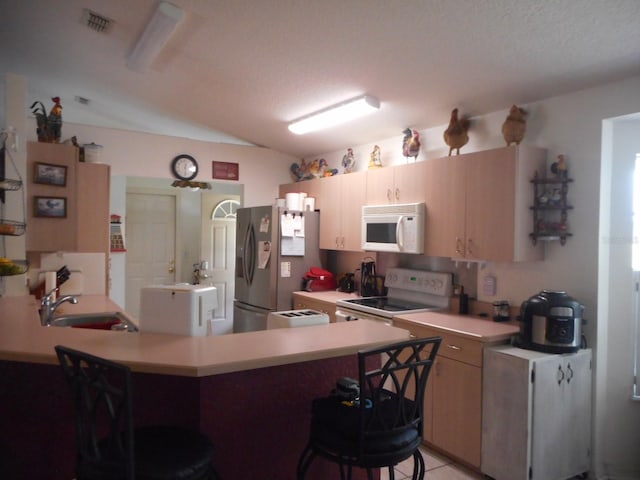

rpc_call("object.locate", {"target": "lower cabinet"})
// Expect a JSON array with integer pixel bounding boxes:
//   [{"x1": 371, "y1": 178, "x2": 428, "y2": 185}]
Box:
[
  {"x1": 482, "y1": 346, "x2": 592, "y2": 480},
  {"x1": 392, "y1": 319, "x2": 485, "y2": 469}
]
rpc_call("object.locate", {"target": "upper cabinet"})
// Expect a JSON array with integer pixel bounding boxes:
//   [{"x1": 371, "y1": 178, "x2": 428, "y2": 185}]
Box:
[
  {"x1": 26, "y1": 142, "x2": 110, "y2": 253},
  {"x1": 280, "y1": 146, "x2": 544, "y2": 261},
  {"x1": 424, "y1": 145, "x2": 546, "y2": 262},
  {"x1": 366, "y1": 162, "x2": 429, "y2": 205},
  {"x1": 280, "y1": 172, "x2": 366, "y2": 251}
]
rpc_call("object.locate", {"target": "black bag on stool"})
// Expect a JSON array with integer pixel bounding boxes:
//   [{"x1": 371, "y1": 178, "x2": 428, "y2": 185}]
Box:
[{"x1": 330, "y1": 377, "x2": 360, "y2": 402}]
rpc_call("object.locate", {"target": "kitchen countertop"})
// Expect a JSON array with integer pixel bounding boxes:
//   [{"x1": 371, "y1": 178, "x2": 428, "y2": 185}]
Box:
[
  {"x1": 0, "y1": 295, "x2": 409, "y2": 377},
  {"x1": 293, "y1": 290, "x2": 362, "y2": 302},
  {"x1": 393, "y1": 311, "x2": 520, "y2": 342},
  {"x1": 294, "y1": 291, "x2": 521, "y2": 342}
]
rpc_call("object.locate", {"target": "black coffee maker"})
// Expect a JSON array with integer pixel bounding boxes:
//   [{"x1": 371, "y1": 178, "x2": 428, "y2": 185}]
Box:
[
  {"x1": 338, "y1": 272, "x2": 356, "y2": 293},
  {"x1": 360, "y1": 259, "x2": 384, "y2": 297}
]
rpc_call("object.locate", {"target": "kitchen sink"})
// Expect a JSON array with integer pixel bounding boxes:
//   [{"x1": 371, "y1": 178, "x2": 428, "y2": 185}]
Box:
[{"x1": 49, "y1": 312, "x2": 139, "y2": 332}]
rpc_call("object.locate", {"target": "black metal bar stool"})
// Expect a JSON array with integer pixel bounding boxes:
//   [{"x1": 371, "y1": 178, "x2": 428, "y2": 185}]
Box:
[
  {"x1": 296, "y1": 336, "x2": 442, "y2": 480},
  {"x1": 55, "y1": 345, "x2": 221, "y2": 480}
]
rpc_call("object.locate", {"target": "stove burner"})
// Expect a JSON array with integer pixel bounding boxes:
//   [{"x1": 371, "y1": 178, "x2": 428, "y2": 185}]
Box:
[{"x1": 343, "y1": 297, "x2": 441, "y2": 312}]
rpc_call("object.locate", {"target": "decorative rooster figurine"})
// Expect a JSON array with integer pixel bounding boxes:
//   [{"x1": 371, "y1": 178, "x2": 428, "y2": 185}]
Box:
[
  {"x1": 402, "y1": 128, "x2": 420, "y2": 162},
  {"x1": 49, "y1": 96, "x2": 63, "y2": 143},
  {"x1": 502, "y1": 104, "x2": 527, "y2": 146},
  {"x1": 290, "y1": 159, "x2": 313, "y2": 181},
  {"x1": 342, "y1": 148, "x2": 356, "y2": 173},
  {"x1": 30, "y1": 97, "x2": 63, "y2": 143},
  {"x1": 443, "y1": 108, "x2": 470, "y2": 156},
  {"x1": 369, "y1": 145, "x2": 382, "y2": 169},
  {"x1": 550, "y1": 154, "x2": 568, "y2": 179}
]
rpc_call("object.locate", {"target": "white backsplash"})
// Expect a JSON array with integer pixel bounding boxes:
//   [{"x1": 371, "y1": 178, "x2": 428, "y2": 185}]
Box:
[{"x1": 39, "y1": 252, "x2": 105, "y2": 295}]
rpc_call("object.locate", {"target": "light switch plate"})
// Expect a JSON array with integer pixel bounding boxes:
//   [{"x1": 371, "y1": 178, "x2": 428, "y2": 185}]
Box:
[{"x1": 483, "y1": 275, "x2": 496, "y2": 296}]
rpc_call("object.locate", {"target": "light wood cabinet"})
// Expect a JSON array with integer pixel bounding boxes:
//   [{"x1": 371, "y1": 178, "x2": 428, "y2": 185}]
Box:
[
  {"x1": 282, "y1": 173, "x2": 366, "y2": 251},
  {"x1": 27, "y1": 142, "x2": 110, "y2": 254},
  {"x1": 278, "y1": 178, "x2": 322, "y2": 205},
  {"x1": 365, "y1": 162, "x2": 428, "y2": 205},
  {"x1": 482, "y1": 346, "x2": 592, "y2": 480},
  {"x1": 392, "y1": 318, "x2": 484, "y2": 469},
  {"x1": 424, "y1": 145, "x2": 545, "y2": 262},
  {"x1": 292, "y1": 292, "x2": 337, "y2": 322}
]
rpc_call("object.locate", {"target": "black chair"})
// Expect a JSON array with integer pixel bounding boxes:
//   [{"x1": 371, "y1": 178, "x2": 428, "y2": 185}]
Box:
[
  {"x1": 55, "y1": 345, "x2": 221, "y2": 480},
  {"x1": 296, "y1": 336, "x2": 442, "y2": 480}
]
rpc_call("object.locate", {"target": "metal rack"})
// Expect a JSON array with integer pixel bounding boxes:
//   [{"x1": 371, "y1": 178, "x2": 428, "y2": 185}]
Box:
[
  {"x1": 0, "y1": 131, "x2": 29, "y2": 281},
  {"x1": 530, "y1": 170, "x2": 573, "y2": 245}
]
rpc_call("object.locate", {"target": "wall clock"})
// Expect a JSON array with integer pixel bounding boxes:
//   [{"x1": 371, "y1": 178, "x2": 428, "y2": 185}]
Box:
[{"x1": 171, "y1": 154, "x2": 198, "y2": 180}]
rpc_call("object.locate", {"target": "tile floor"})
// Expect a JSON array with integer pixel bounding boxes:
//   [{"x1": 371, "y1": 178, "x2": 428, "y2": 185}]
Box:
[{"x1": 380, "y1": 446, "x2": 484, "y2": 480}]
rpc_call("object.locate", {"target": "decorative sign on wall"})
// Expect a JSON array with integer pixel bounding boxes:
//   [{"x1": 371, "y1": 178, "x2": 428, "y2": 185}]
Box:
[{"x1": 212, "y1": 161, "x2": 239, "y2": 181}]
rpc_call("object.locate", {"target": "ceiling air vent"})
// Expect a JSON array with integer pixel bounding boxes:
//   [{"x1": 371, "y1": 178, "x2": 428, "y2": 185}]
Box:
[
  {"x1": 83, "y1": 9, "x2": 113, "y2": 33},
  {"x1": 74, "y1": 96, "x2": 90, "y2": 106}
]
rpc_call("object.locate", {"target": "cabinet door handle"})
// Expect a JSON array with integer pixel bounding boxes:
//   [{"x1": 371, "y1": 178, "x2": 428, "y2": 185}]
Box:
[
  {"x1": 387, "y1": 188, "x2": 392, "y2": 202},
  {"x1": 395, "y1": 188, "x2": 400, "y2": 201},
  {"x1": 455, "y1": 237, "x2": 465, "y2": 255},
  {"x1": 566, "y1": 363, "x2": 574, "y2": 384},
  {"x1": 168, "y1": 259, "x2": 175, "y2": 274},
  {"x1": 447, "y1": 344, "x2": 462, "y2": 351},
  {"x1": 557, "y1": 364, "x2": 565, "y2": 385},
  {"x1": 467, "y1": 238, "x2": 474, "y2": 256}
]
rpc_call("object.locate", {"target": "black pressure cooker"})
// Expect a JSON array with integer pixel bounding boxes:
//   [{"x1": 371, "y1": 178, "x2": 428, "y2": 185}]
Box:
[{"x1": 516, "y1": 290, "x2": 585, "y2": 353}]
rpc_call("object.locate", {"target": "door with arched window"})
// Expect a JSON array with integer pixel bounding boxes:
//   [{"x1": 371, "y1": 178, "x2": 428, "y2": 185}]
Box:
[{"x1": 201, "y1": 198, "x2": 240, "y2": 334}]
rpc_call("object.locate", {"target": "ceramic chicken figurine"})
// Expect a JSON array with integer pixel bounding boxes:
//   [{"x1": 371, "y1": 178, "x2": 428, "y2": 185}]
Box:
[
  {"x1": 369, "y1": 145, "x2": 382, "y2": 169},
  {"x1": 49, "y1": 96, "x2": 63, "y2": 143},
  {"x1": 550, "y1": 154, "x2": 568, "y2": 178},
  {"x1": 310, "y1": 158, "x2": 333, "y2": 178},
  {"x1": 402, "y1": 129, "x2": 420, "y2": 162},
  {"x1": 502, "y1": 105, "x2": 527, "y2": 146},
  {"x1": 320, "y1": 158, "x2": 338, "y2": 177},
  {"x1": 443, "y1": 108, "x2": 470, "y2": 156},
  {"x1": 342, "y1": 148, "x2": 355, "y2": 173},
  {"x1": 30, "y1": 97, "x2": 63, "y2": 143},
  {"x1": 290, "y1": 159, "x2": 313, "y2": 181},
  {"x1": 307, "y1": 159, "x2": 319, "y2": 178}
]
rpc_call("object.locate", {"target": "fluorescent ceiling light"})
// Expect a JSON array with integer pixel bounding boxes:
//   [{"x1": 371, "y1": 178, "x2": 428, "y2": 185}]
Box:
[
  {"x1": 127, "y1": 1, "x2": 185, "y2": 73},
  {"x1": 288, "y1": 95, "x2": 380, "y2": 135}
]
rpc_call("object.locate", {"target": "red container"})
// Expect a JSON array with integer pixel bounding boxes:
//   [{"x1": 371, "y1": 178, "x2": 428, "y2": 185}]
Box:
[{"x1": 303, "y1": 267, "x2": 337, "y2": 292}]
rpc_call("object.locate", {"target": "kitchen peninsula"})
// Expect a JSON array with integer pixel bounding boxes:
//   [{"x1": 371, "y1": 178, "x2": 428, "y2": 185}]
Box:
[{"x1": 0, "y1": 295, "x2": 409, "y2": 480}]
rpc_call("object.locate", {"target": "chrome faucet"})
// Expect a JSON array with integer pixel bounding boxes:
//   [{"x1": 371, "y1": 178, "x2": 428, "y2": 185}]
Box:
[{"x1": 39, "y1": 288, "x2": 78, "y2": 326}]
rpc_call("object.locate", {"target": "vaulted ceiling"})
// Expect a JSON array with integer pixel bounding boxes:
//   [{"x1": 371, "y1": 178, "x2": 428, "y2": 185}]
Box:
[{"x1": 2, "y1": 0, "x2": 639, "y2": 158}]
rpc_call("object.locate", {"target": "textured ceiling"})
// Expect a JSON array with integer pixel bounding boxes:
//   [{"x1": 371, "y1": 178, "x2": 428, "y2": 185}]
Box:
[{"x1": 1, "y1": 0, "x2": 639, "y2": 158}]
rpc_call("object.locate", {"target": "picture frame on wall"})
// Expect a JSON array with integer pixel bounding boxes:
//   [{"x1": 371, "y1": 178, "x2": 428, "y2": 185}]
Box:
[
  {"x1": 34, "y1": 196, "x2": 67, "y2": 218},
  {"x1": 34, "y1": 162, "x2": 67, "y2": 186}
]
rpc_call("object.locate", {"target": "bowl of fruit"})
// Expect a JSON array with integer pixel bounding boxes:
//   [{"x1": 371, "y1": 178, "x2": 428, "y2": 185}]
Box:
[{"x1": 0, "y1": 258, "x2": 29, "y2": 276}]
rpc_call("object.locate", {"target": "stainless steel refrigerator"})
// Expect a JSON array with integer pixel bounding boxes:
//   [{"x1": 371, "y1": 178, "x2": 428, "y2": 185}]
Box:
[{"x1": 233, "y1": 205, "x2": 321, "y2": 332}]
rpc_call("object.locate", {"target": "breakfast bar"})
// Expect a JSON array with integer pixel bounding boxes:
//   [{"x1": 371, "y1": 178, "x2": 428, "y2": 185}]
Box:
[{"x1": 0, "y1": 295, "x2": 409, "y2": 479}]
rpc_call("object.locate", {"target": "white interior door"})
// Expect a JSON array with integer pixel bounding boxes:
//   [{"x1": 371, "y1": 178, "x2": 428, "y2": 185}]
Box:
[
  {"x1": 125, "y1": 193, "x2": 176, "y2": 318},
  {"x1": 201, "y1": 199, "x2": 239, "y2": 328}
]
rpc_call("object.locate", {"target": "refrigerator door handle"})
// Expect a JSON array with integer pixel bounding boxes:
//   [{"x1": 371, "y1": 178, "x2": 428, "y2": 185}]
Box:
[
  {"x1": 240, "y1": 224, "x2": 250, "y2": 286},
  {"x1": 246, "y1": 223, "x2": 256, "y2": 286}
]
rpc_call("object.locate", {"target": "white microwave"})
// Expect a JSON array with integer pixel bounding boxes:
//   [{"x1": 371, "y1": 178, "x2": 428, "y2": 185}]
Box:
[{"x1": 361, "y1": 202, "x2": 425, "y2": 254}]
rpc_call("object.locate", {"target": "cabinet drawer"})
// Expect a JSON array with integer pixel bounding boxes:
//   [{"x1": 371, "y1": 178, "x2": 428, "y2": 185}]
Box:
[{"x1": 393, "y1": 320, "x2": 483, "y2": 367}]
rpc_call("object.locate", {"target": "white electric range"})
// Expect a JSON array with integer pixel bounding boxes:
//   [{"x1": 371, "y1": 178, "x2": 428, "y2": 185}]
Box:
[{"x1": 335, "y1": 267, "x2": 453, "y2": 325}]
